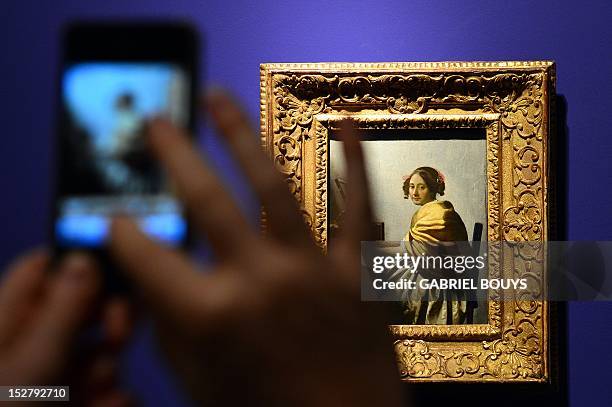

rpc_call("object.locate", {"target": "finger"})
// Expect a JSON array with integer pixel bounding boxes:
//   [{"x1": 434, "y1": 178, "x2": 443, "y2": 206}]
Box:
[
  {"x1": 206, "y1": 90, "x2": 313, "y2": 247},
  {"x1": 102, "y1": 297, "x2": 132, "y2": 350},
  {"x1": 110, "y1": 217, "x2": 238, "y2": 328},
  {"x1": 0, "y1": 249, "x2": 47, "y2": 346},
  {"x1": 77, "y1": 300, "x2": 132, "y2": 405},
  {"x1": 78, "y1": 350, "x2": 134, "y2": 407},
  {"x1": 13, "y1": 253, "x2": 100, "y2": 383},
  {"x1": 336, "y1": 121, "x2": 374, "y2": 252},
  {"x1": 147, "y1": 118, "x2": 254, "y2": 257},
  {"x1": 154, "y1": 325, "x2": 220, "y2": 405},
  {"x1": 81, "y1": 353, "x2": 118, "y2": 396},
  {"x1": 88, "y1": 390, "x2": 134, "y2": 407}
]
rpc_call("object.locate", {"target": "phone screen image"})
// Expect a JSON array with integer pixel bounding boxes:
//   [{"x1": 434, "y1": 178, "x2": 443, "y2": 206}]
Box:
[{"x1": 55, "y1": 62, "x2": 189, "y2": 248}]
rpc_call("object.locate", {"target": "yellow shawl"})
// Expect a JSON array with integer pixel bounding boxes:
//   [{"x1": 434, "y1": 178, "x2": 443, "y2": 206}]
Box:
[
  {"x1": 406, "y1": 200, "x2": 468, "y2": 244},
  {"x1": 401, "y1": 200, "x2": 470, "y2": 324}
]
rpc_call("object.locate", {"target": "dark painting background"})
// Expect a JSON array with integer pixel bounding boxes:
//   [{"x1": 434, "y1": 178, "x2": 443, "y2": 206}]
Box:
[{"x1": 1, "y1": 1, "x2": 611, "y2": 405}]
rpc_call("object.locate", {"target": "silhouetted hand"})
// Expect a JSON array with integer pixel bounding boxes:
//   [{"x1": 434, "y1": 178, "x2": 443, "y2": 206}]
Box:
[
  {"x1": 0, "y1": 251, "x2": 131, "y2": 406},
  {"x1": 110, "y1": 90, "x2": 404, "y2": 406}
]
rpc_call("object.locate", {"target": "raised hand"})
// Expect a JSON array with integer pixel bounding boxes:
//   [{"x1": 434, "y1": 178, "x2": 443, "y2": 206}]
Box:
[{"x1": 110, "y1": 90, "x2": 404, "y2": 406}]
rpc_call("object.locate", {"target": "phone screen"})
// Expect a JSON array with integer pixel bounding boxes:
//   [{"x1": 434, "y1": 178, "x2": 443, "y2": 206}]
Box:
[
  {"x1": 55, "y1": 61, "x2": 190, "y2": 248},
  {"x1": 50, "y1": 23, "x2": 198, "y2": 293}
]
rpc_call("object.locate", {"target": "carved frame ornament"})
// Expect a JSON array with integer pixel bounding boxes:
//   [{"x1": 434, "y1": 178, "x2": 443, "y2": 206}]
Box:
[{"x1": 260, "y1": 62, "x2": 555, "y2": 383}]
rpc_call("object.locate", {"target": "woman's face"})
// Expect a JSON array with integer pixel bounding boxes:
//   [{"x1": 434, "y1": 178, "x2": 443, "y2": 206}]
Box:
[{"x1": 408, "y1": 173, "x2": 435, "y2": 206}]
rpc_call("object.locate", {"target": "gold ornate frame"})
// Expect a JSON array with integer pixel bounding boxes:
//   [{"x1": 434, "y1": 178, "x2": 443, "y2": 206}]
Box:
[{"x1": 260, "y1": 62, "x2": 555, "y2": 383}]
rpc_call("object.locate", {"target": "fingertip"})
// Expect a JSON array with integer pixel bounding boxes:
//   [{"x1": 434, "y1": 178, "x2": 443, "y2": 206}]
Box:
[
  {"x1": 145, "y1": 117, "x2": 172, "y2": 147},
  {"x1": 4, "y1": 247, "x2": 49, "y2": 277},
  {"x1": 338, "y1": 119, "x2": 361, "y2": 152},
  {"x1": 339, "y1": 117, "x2": 354, "y2": 129},
  {"x1": 24, "y1": 246, "x2": 50, "y2": 262},
  {"x1": 103, "y1": 298, "x2": 132, "y2": 348},
  {"x1": 109, "y1": 216, "x2": 164, "y2": 284},
  {"x1": 109, "y1": 218, "x2": 142, "y2": 267},
  {"x1": 61, "y1": 251, "x2": 96, "y2": 270},
  {"x1": 38, "y1": 253, "x2": 100, "y2": 336},
  {"x1": 204, "y1": 88, "x2": 248, "y2": 132},
  {"x1": 204, "y1": 86, "x2": 230, "y2": 111},
  {"x1": 110, "y1": 215, "x2": 136, "y2": 232},
  {"x1": 109, "y1": 217, "x2": 139, "y2": 244},
  {"x1": 339, "y1": 118, "x2": 356, "y2": 132},
  {"x1": 56, "y1": 252, "x2": 100, "y2": 293},
  {"x1": 146, "y1": 117, "x2": 191, "y2": 158}
]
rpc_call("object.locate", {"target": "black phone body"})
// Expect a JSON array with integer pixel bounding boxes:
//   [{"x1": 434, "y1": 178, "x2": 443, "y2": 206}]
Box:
[{"x1": 52, "y1": 22, "x2": 198, "y2": 290}]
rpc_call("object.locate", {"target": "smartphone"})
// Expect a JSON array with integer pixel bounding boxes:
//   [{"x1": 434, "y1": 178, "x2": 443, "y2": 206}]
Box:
[{"x1": 52, "y1": 22, "x2": 198, "y2": 289}]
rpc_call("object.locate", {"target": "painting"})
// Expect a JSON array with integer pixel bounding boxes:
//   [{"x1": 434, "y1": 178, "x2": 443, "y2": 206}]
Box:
[
  {"x1": 260, "y1": 62, "x2": 555, "y2": 383},
  {"x1": 329, "y1": 129, "x2": 488, "y2": 324}
]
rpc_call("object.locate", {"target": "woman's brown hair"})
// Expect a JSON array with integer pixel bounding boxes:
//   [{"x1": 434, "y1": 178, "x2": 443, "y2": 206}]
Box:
[{"x1": 402, "y1": 167, "x2": 445, "y2": 198}]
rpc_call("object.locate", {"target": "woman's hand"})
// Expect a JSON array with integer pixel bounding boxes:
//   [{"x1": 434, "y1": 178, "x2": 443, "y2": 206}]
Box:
[
  {"x1": 109, "y1": 90, "x2": 404, "y2": 406},
  {"x1": 0, "y1": 251, "x2": 132, "y2": 405}
]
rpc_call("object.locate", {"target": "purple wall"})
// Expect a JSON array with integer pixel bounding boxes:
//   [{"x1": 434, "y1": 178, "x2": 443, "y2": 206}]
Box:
[{"x1": 2, "y1": 0, "x2": 612, "y2": 405}]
